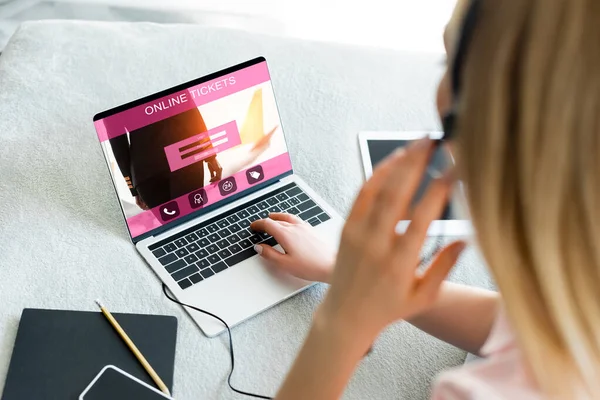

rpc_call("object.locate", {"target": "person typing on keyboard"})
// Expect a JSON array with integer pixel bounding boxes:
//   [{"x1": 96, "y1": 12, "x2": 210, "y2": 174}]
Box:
[{"x1": 150, "y1": 183, "x2": 331, "y2": 286}]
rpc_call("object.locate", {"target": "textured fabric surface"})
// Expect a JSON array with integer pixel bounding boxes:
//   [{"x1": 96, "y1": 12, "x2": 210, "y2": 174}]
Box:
[{"x1": 0, "y1": 21, "x2": 495, "y2": 399}]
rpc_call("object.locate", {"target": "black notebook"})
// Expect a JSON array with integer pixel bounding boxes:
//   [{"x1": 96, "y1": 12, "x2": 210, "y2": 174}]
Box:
[{"x1": 1, "y1": 308, "x2": 177, "y2": 400}]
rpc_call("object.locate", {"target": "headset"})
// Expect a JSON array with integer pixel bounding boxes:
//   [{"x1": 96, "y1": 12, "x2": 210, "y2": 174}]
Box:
[
  {"x1": 441, "y1": 0, "x2": 482, "y2": 143},
  {"x1": 422, "y1": 0, "x2": 482, "y2": 267}
]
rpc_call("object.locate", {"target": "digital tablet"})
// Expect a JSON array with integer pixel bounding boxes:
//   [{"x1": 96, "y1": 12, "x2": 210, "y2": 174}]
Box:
[{"x1": 358, "y1": 131, "x2": 472, "y2": 236}]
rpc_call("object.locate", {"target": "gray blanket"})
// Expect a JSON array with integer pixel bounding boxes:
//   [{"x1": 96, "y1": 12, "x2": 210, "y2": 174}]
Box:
[{"x1": 0, "y1": 21, "x2": 494, "y2": 399}]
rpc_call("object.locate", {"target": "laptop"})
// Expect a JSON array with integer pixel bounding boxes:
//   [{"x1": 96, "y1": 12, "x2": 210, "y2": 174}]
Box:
[{"x1": 93, "y1": 57, "x2": 344, "y2": 337}]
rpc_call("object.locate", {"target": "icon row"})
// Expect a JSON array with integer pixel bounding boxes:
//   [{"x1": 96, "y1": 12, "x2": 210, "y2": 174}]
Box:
[{"x1": 158, "y1": 165, "x2": 265, "y2": 222}]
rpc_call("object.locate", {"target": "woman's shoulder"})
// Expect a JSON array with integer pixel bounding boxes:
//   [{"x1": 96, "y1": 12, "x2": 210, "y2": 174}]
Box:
[{"x1": 431, "y1": 308, "x2": 542, "y2": 400}]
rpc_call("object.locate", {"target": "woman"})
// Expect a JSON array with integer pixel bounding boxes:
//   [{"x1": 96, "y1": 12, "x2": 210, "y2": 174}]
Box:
[{"x1": 250, "y1": 0, "x2": 600, "y2": 398}]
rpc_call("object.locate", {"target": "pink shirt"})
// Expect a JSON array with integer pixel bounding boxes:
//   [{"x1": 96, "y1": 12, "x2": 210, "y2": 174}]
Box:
[{"x1": 431, "y1": 309, "x2": 541, "y2": 399}]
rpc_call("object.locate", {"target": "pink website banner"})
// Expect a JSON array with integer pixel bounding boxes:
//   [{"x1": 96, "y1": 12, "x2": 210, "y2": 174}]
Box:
[
  {"x1": 127, "y1": 153, "x2": 293, "y2": 238},
  {"x1": 95, "y1": 62, "x2": 270, "y2": 142},
  {"x1": 164, "y1": 121, "x2": 241, "y2": 172}
]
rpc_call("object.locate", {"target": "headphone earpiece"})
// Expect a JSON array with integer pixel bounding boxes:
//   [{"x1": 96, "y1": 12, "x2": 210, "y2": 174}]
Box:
[
  {"x1": 441, "y1": 0, "x2": 481, "y2": 142},
  {"x1": 442, "y1": 111, "x2": 456, "y2": 141}
]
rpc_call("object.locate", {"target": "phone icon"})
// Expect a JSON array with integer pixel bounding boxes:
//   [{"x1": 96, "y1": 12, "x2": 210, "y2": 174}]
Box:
[{"x1": 159, "y1": 201, "x2": 180, "y2": 221}]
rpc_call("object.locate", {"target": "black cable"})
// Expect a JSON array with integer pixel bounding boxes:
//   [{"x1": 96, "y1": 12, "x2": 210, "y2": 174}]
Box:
[{"x1": 161, "y1": 283, "x2": 273, "y2": 400}]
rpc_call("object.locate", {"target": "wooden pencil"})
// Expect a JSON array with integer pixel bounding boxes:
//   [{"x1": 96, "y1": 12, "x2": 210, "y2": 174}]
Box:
[{"x1": 95, "y1": 299, "x2": 171, "y2": 396}]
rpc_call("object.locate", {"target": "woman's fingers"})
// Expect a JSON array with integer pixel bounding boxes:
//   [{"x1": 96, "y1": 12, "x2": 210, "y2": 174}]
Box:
[
  {"x1": 402, "y1": 173, "x2": 454, "y2": 251},
  {"x1": 254, "y1": 243, "x2": 287, "y2": 265},
  {"x1": 347, "y1": 146, "x2": 408, "y2": 223},
  {"x1": 413, "y1": 241, "x2": 466, "y2": 306},
  {"x1": 250, "y1": 218, "x2": 284, "y2": 237},
  {"x1": 269, "y1": 212, "x2": 303, "y2": 224},
  {"x1": 370, "y1": 138, "x2": 434, "y2": 231}
]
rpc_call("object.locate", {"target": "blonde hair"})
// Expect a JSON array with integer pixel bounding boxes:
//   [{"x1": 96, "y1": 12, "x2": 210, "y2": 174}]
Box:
[{"x1": 450, "y1": 0, "x2": 600, "y2": 397}]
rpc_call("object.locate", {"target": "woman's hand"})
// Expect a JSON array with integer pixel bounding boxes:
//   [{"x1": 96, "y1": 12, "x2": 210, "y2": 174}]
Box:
[
  {"x1": 318, "y1": 138, "x2": 466, "y2": 346},
  {"x1": 274, "y1": 139, "x2": 466, "y2": 400},
  {"x1": 250, "y1": 213, "x2": 337, "y2": 283}
]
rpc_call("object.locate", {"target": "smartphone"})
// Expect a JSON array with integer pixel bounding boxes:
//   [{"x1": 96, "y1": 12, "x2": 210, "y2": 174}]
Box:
[{"x1": 79, "y1": 365, "x2": 174, "y2": 400}]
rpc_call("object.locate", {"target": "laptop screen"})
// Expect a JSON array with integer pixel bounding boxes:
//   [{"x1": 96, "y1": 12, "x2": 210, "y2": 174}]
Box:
[{"x1": 94, "y1": 58, "x2": 292, "y2": 240}]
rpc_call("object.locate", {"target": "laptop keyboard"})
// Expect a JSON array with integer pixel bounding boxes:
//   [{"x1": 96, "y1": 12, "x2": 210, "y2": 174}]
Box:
[{"x1": 147, "y1": 183, "x2": 331, "y2": 290}]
